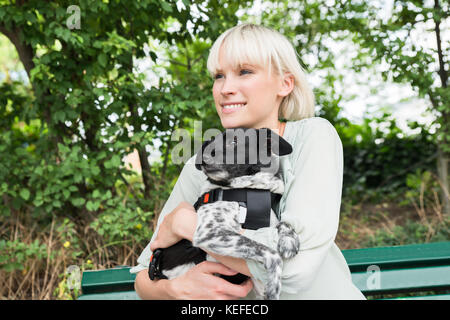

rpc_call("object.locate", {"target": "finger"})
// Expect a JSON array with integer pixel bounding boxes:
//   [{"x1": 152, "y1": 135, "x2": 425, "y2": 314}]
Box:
[
  {"x1": 150, "y1": 241, "x2": 158, "y2": 251},
  {"x1": 242, "y1": 278, "x2": 254, "y2": 291},
  {"x1": 216, "y1": 278, "x2": 253, "y2": 298},
  {"x1": 199, "y1": 261, "x2": 238, "y2": 276}
]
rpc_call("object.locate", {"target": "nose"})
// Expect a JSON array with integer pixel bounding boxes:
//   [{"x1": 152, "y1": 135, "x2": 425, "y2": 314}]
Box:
[{"x1": 220, "y1": 76, "x2": 237, "y2": 96}]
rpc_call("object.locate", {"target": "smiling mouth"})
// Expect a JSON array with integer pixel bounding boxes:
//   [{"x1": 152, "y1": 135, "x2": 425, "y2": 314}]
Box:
[
  {"x1": 222, "y1": 103, "x2": 246, "y2": 109},
  {"x1": 221, "y1": 103, "x2": 246, "y2": 114}
]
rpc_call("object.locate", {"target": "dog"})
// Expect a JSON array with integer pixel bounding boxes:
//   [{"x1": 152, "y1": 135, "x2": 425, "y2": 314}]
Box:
[{"x1": 149, "y1": 128, "x2": 300, "y2": 299}]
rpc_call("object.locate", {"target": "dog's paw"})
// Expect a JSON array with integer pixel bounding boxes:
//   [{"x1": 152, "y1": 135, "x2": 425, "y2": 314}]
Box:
[
  {"x1": 264, "y1": 289, "x2": 281, "y2": 300},
  {"x1": 263, "y1": 275, "x2": 282, "y2": 300},
  {"x1": 276, "y1": 221, "x2": 300, "y2": 259}
]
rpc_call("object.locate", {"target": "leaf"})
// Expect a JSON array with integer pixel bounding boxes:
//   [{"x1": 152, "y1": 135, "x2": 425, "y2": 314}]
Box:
[
  {"x1": 91, "y1": 166, "x2": 100, "y2": 175},
  {"x1": 63, "y1": 189, "x2": 70, "y2": 200},
  {"x1": 87, "y1": 200, "x2": 100, "y2": 211},
  {"x1": 93, "y1": 189, "x2": 101, "y2": 198},
  {"x1": 33, "y1": 198, "x2": 44, "y2": 207},
  {"x1": 108, "y1": 68, "x2": 118, "y2": 80},
  {"x1": 54, "y1": 110, "x2": 66, "y2": 123},
  {"x1": 98, "y1": 53, "x2": 107, "y2": 68},
  {"x1": 20, "y1": 189, "x2": 30, "y2": 201},
  {"x1": 160, "y1": 1, "x2": 173, "y2": 12},
  {"x1": 110, "y1": 155, "x2": 121, "y2": 167},
  {"x1": 71, "y1": 198, "x2": 85, "y2": 207}
]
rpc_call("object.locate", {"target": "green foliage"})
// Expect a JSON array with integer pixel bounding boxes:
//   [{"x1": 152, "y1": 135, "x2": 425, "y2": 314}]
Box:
[
  {"x1": 339, "y1": 113, "x2": 437, "y2": 202},
  {"x1": 0, "y1": 238, "x2": 47, "y2": 272},
  {"x1": 404, "y1": 169, "x2": 442, "y2": 207},
  {"x1": 90, "y1": 205, "x2": 154, "y2": 245},
  {"x1": 0, "y1": 0, "x2": 228, "y2": 225}
]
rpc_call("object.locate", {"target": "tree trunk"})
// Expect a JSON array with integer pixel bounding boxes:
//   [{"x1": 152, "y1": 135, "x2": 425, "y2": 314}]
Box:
[
  {"x1": 437, "y1": 146, "x2": 450, "y2": 215},
  {"x1": 0, "y1": 26, "x2": 35, "y2": 79},
  {"x1": 434, "y1": 0, "x2": 449, "y2": 215}
]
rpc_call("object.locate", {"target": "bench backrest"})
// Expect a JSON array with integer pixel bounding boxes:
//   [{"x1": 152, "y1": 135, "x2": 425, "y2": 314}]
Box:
[{"x1": 78, "y1": 241, "x2": 450, "y2": 300}]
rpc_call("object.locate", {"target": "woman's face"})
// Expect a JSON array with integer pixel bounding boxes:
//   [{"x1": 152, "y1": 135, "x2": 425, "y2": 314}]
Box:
[{"x1": 212, "y1": 47, "x2": 292, "y2": 130}]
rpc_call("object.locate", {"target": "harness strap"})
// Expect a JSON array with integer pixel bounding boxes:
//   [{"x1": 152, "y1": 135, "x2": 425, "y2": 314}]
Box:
[
  {"x1": 193, "y1": 188, "x2": 281, "y2": 230},
  {"x1": 149, "y1": 239, "x2": 206, "y2": 281}
]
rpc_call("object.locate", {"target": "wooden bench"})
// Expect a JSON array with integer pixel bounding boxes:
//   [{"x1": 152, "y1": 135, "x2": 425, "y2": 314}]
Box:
[{"x1": 77, "y1": 241, "x2": 450, "y2": 300}]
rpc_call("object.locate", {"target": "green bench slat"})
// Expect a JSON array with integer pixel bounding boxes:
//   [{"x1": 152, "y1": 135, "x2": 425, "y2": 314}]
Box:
[
  {"x1": 81, "y1": 266, "x2": 135, "y2": 295},
  {"x1": 351, "y1": 265, "x2": 450, "y2": 295},
  {"x1": 78, "y1": 242, "x2": 450, "y2": 300},
  {"x1": 342, "y1": 242, "x2": 450, "y2": 272},
  {"x1": 78, "y1": 290, "x2": 140, "y2": 300},
  {"x1": 385, "y1": 294, "x2": 450, "y2": 300}
]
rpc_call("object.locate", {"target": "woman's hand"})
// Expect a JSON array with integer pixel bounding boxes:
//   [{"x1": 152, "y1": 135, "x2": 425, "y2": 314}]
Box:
[
  {"x1": 167, "y1": 261, "x2": 254, "y2": 300},
  {"x1": 150, "y1": 201, "x2": 197, "y2": 251}
]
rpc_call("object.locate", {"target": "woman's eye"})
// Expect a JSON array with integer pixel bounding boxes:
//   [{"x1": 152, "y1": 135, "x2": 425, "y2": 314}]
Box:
[{"x1": 214, "y1": 70, "x2": 251, "y2": 79}]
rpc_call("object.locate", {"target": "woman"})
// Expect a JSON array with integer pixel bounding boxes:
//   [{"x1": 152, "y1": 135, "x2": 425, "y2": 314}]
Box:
[{"x1": 132, "y1": 23, "x2": 366, "y2": 300}]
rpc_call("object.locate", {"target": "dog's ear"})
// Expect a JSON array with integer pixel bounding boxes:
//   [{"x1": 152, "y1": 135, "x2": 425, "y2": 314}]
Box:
[
  {"x1": 195, "y1": 137, "x2": 214, "y2": 170},
  {"x1": 260, "y1": 128, "x2": 292, "y2": 156}
]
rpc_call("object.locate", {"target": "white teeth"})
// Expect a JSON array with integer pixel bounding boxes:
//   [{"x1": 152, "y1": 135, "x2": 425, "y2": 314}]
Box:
[{"x1": 223, "y1": 104, "x2": 245, "y2": 109}]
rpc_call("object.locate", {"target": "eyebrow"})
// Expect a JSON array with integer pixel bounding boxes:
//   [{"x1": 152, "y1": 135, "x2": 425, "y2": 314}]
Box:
[{"x1": 215, "y1": 63, "x2": 258, "y2": 73}]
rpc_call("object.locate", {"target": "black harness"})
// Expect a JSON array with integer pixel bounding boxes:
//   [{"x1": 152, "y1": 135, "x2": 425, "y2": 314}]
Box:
[
  {"x1": 149, "y1": 188, "x2": 281, "y2": 282},
  {"x1": 193, "y1": 188, "x2": 281, "y2": 229}
]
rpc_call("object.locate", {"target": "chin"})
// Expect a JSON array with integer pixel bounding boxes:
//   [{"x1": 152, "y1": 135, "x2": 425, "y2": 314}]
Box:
[
  {"x1": 221, "y1": 121, "x2": 244, "y2": 129},
  {"x1": 220, "y1": 117, "x2": 248, "y2": 129}
]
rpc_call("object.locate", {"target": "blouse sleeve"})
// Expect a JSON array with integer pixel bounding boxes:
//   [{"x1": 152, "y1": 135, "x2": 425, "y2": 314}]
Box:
[
  {"x1": 129, "y1": 156, "x2": 205, "y2": 274},
  {"x1": 242, "y1": 118, "x2": 344, "y2": 294}
]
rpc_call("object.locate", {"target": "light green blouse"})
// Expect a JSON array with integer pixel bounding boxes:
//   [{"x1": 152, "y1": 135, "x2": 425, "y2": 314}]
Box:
[{"x1": 130, "y1": 117, "x2": 366, "y2": 300}]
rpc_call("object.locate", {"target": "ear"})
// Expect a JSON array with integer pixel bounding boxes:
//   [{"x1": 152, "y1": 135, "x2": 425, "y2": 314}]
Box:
[
  {"x1": 261, "y1": 128, "x2": 292, "y2": 156},
  {"x1": 278, "y1": 72, "x2": 295, "y2": 98},
  {"x1": 195, "y1": 138, "x2": 214, "y2": 170}
]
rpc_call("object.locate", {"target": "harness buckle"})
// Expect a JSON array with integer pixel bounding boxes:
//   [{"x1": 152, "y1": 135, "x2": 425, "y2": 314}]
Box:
[
  {"x1": 215, "y1": 188, "x2": 223, "y2": 201},
  {"x1": 148, "y1": 249, "x2": 167, "y2": 280}
]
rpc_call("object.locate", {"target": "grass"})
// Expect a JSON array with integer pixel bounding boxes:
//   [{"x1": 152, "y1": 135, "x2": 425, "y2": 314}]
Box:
[{"x1": 0, "y1": 211, "x2": 145, "y2": 300}]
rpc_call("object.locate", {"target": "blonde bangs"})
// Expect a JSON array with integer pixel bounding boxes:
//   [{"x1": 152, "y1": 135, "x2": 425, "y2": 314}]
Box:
[{"x1": 207, "y1": 25, "x2": 282, "y2": 78}]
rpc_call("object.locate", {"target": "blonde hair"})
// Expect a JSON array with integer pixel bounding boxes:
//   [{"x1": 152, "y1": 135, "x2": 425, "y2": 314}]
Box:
[{"x1": 207, "y1": 23, "x2": 316, "y2": 120}]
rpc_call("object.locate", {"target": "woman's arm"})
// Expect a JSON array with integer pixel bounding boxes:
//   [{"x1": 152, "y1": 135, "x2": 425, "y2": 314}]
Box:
[
  {"x1": 135, "y1": 271, "x2": 174, "y2": 299},
  {"x1": 150, "y1": 202, "x2": 252, "y2": 277},
  {"x1": 135, "y1": 261, "x2": 253, "y2": 300},
  {"x1": 136, "y1": 202, "x2": 254, "y2": 299}
]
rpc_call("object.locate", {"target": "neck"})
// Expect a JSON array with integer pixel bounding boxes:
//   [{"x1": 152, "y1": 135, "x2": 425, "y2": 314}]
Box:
[{"x1": 257, "y1": 120, "x2": 284, "y2": 137}]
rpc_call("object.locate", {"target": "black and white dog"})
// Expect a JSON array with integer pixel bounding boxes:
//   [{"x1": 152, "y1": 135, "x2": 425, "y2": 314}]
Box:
[{"x1": 149, "y1": 128, "x2": 300, "y2": 299}]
